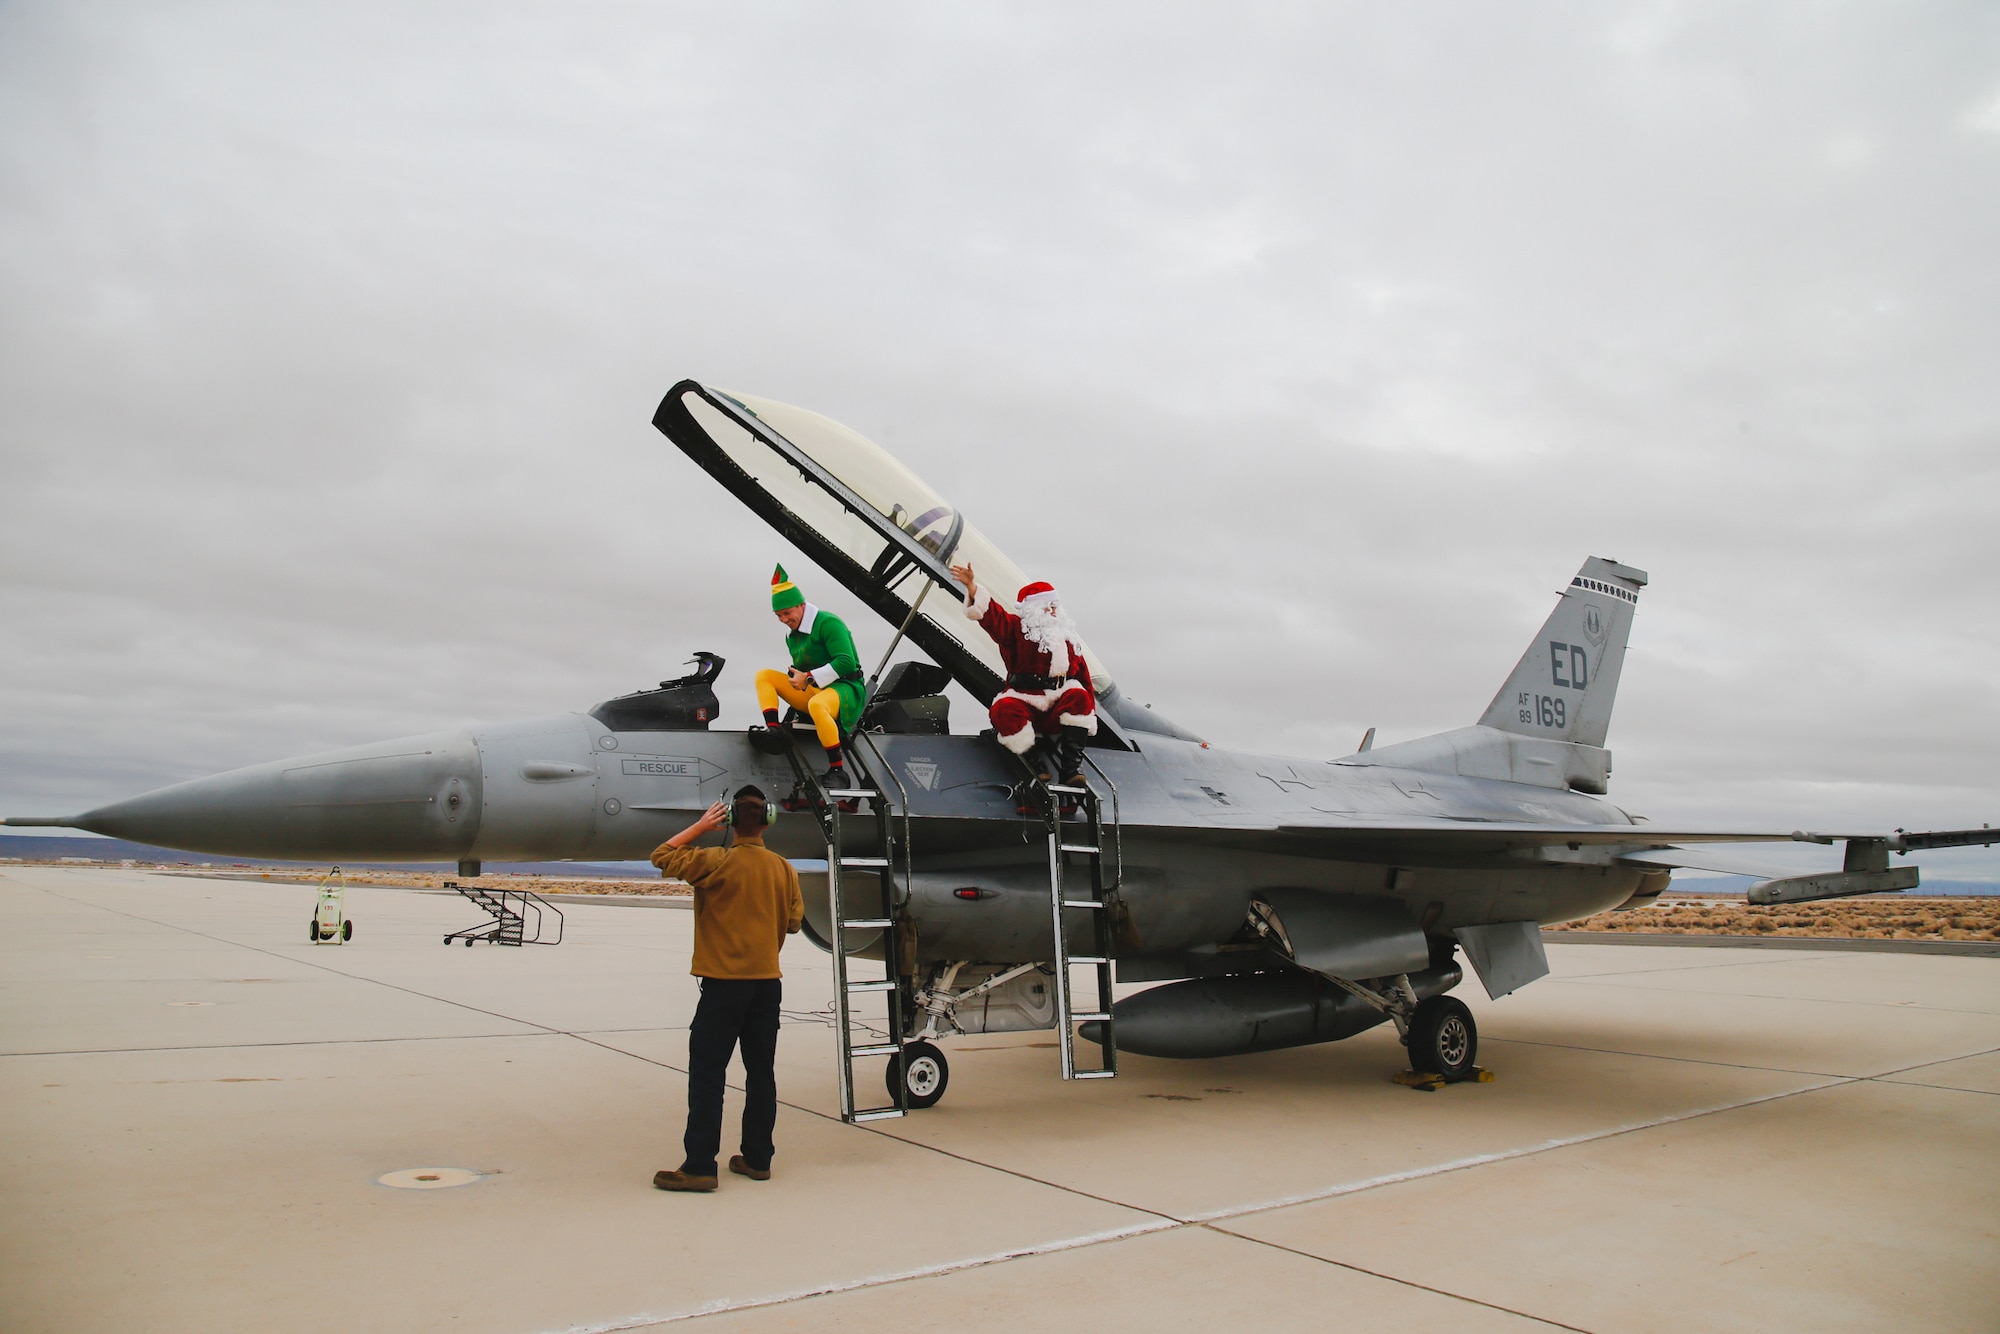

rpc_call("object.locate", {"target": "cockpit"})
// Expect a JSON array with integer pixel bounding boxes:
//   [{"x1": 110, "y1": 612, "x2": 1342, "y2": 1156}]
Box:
[{"x1": 610, "y1": 381, "x2": 1199, "y2": 744}]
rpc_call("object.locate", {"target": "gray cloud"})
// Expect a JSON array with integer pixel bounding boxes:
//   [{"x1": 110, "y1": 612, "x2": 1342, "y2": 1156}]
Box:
[{"x1": 3, "y1": 1, "x2": 1995, "y2": 876}]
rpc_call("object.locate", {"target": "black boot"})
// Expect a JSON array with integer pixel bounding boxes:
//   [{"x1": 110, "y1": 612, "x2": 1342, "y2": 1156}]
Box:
[
  {"x1": 1055, "y1": 733, "x2": 1086, "y2": 787},
  {"x1": 821, "y1": 746, "x2": 859, "y2": 810},
  {"x1": 1028, "y1": 738, "x2": 1058, "y2": 784}
]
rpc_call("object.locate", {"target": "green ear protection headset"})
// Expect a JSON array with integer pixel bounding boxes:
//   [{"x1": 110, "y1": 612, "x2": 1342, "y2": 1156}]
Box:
[{"x1": 722, "y1": 786, "x2": 778, "y2": 827}]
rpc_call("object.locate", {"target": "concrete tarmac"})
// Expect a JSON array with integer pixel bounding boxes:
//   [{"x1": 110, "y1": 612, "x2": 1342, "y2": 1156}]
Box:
[{"x1": 3, "y1": 865, "x2": 1996, "y2": 1333}]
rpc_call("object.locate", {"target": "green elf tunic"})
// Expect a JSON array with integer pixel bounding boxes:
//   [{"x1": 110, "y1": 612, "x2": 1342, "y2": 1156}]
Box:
[{"x1": 788, "y1": 605, "x2": 867, "y2": 734}]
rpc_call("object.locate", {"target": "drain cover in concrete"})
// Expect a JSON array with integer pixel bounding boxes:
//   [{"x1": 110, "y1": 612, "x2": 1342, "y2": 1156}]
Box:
[{"x1": 376, "y1": 1168, "x2": 482, "y2": 1190}]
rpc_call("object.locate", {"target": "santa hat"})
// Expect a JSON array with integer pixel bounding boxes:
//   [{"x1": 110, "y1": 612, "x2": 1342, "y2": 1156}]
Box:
[
  {"x1": 770, "y1": 564, "x2": 806, "y2": 611},
  {"x1": 1017, "y1": 581, "x2": 1058, "y2": 609}
]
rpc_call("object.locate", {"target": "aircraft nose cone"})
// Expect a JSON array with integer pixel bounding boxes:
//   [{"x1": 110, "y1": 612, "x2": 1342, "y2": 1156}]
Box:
[{"x1": 76, "y1": 730, "x2": 482, "y2": 862}]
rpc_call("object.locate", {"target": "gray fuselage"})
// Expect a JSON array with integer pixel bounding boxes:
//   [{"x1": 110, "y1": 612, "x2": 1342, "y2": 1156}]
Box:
[{"x1": 74, "y1": 711, "x2": 1649, "y2": 968}]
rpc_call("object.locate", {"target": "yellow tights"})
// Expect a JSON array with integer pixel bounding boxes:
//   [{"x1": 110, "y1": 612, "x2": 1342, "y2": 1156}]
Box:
[{"x1": 755, "y1": 669, "x2": 843, "y2": 749}]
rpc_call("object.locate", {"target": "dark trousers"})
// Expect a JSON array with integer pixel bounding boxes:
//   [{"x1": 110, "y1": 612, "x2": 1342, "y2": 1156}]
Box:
[{"x1": 682, "y1": 977, "x2": 782, "y2": 1177}]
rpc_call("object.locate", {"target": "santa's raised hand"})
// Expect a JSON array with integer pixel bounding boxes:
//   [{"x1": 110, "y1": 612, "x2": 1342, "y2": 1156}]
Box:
[{"x1": 949, "y1": 561, "x2": 976, "y2": 599}]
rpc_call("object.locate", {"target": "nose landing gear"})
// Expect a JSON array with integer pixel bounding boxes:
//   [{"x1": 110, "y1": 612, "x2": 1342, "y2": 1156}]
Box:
[{"x1": 888, "y1": 1040, "x2": 950, "y2": 1110}]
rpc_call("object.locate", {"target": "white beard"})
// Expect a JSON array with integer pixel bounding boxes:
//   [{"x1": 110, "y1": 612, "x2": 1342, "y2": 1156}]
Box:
[{"x1": 1018, "y1": 602, "x2": 1080, "y2": 671}]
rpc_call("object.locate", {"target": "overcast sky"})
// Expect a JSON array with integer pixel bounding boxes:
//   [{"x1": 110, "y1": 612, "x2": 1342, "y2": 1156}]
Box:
[{"x1": 2, "y1": 1, "x2": 1995, "y2": 876}]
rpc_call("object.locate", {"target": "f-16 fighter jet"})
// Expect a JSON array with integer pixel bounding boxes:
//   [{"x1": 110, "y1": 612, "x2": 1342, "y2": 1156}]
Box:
[{"x1": 12, "y1": 380, "x2": 1995, "y2": 1122}]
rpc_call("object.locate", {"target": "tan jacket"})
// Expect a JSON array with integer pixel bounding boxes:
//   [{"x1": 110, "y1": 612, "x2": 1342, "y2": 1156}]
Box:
[{"x1": 651, "y1": 834, "x2": 804, "y2": 979}]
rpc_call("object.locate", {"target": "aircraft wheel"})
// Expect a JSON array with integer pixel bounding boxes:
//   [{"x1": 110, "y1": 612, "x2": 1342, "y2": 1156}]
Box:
[
  {"x1": 1407, "y1": 995, "x2": 1477, "y2": 1082},
  {"x1": 888, "y1": 1041, "x2": 949, "y2": 1109},
  {"x1": 341, "y1": 920, "x2": 352, "y2": 941}
]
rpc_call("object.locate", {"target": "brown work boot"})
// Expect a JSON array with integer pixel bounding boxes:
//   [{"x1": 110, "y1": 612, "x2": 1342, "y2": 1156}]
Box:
[
  {"x1": 728, "y1": 1155, "x2": 771, "y2": 1181},
  {"x1": 652, "y1": 1168, "x2": 718, "y2": 1192}
]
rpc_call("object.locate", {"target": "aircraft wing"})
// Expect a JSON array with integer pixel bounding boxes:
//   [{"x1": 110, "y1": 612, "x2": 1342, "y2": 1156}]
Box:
[
  {"x1": 1154, "y1": 819, "x2": 1996, "y2": 905},
  {"x1": 1155, "y1": 818, "x2": 1827, "y2": 861}
]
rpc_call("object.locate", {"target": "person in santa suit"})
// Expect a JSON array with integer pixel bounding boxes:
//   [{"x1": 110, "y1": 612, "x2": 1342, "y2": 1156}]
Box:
[{"x1": 948, "y1": 560, "x2": 1096, "y2": 790}]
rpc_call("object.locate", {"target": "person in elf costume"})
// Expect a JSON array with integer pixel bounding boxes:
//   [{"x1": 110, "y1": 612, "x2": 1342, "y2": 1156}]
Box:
[
  {"x1": 948, "y1": 560, "x2": 1096, "y2": 788},
  {"x1": 754, "y1": 565, "x2": 867, "y2": 786}
]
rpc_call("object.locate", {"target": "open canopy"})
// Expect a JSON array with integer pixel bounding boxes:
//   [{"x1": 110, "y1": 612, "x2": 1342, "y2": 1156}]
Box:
[{"x1": 653, "y1": 380, "x2": 1199, "y2": 745}]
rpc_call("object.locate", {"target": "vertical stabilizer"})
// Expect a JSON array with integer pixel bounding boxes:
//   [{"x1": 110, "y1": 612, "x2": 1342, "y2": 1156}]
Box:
[{"x1": 1478, "y1": 558, "x2": 1646, "y2": 748}]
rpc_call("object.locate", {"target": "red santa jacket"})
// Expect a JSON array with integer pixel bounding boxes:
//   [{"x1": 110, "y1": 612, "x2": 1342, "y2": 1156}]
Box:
[{"x1": 964, "y1": 585, "x2": 1097, "y2": 714}]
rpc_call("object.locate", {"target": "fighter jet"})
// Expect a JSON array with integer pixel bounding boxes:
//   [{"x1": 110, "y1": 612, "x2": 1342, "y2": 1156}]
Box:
[{"x1": 12, "y1": 379, "x2": 1995, "y2": 1121}]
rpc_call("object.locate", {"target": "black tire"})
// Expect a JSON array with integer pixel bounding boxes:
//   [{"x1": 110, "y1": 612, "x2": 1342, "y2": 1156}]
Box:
[
  {"x1": 309, "y1": 919, "x2": 320, "y2": 942},
  {"x1": 341, "y1": 920, "x2": 352, "y2": 941},
  {"x1": 464, "y1": 937, "x2": 475, "y2": 947},
  {"x1": 887, "y1": 1041, "x2": 949, "y2": 1110},
  {"x1": 1406, "y1": 995, "x2": 1478, "y2": 1082}
]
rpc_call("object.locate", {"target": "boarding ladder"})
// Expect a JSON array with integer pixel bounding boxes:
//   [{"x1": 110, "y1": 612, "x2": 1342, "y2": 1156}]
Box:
[
  {"x1": 781, "y1": 735, "x2": 913, "y2": 1122},
  {"x1": 1038, "y1": 762, "x2": 1121, "y2": 1080}
]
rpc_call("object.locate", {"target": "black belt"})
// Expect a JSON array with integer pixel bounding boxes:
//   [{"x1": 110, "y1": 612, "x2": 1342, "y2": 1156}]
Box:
[{"x1": 1007, "y1": 673, "x2": 1068, "y2": 691}]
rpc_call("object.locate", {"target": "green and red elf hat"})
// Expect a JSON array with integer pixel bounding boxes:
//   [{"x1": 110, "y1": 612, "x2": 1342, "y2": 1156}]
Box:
[{"x1": 770, "y1": 564, "x2": 806, "y2": 611}]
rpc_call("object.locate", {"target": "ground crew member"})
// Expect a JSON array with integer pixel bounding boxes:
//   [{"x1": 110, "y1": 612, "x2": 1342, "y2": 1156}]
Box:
[
  {"x1": 754, "y1": 564, "x2": 867, "y2": 785},
  {"x1": 648, "y1": 785, "x2": 804, "y2": 1193}
]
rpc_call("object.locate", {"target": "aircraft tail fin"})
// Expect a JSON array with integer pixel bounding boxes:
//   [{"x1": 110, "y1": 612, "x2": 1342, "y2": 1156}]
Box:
[{"x1": 1477, "y1": 557, "x2": 1647, "y2": 749}]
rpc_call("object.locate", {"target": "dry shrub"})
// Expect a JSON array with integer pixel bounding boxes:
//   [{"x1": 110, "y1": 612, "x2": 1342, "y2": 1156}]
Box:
[{"x1": 1568, "y1": 894, "x2": 2000, "y2": 941}]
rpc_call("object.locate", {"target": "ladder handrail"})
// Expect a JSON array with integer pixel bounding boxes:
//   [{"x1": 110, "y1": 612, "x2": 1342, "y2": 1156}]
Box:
[
  {"x1": 1042, "y1": 772, "x2": 1118, "y2": 1082},
  {"x1": 799, "y1": 739, "x2": 911, "y2": 1123},
  {"x1": 1079, "y1": 751, "x2": 1124, "y2": 897},
  {"x1": 849, "y1": 729, "x2": 914, "y2": 910}
]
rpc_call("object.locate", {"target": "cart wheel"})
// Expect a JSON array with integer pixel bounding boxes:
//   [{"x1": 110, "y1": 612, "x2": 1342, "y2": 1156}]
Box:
[
  {"x1": 341, "y1": 920, "x2": 352, "y2": 941},
  {"x1": 308, "y1": 919, "x2": 320, "y2": 942},
  {"x1": 465, "y1": 937, "x2": 475, "y2": 947}
]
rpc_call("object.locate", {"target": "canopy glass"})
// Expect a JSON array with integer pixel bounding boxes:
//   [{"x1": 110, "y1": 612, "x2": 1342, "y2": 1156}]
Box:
[{"x1": 660, "y1": 382, "x2": 1114, "y2": 701}]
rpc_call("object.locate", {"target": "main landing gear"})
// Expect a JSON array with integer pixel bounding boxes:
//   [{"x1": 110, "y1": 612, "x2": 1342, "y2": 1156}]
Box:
[{"x1": 1405, "y1": 994, "x2": 1478, "y2": 1082}]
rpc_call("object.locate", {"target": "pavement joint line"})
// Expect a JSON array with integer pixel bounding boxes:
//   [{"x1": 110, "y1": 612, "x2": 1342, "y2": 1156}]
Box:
[
  {"x1": 24, "y1": 874, "x2": 1990, "y2": 1329},
  {"x1": 1550, "y1": 952, "x2": 1852, "y2": 980},
  {"x1": 1481, "y1": 1034, "x2": 1969, "y2": 1081},
  {"x1": 1174, "y1": 1042, "x2": 1994, "y2": 1229},
  {"x1": 23, "y1": 883, "x2": 580, "y2": 1037},
  {"x1": 0, "y1": 1032, "x2": 557, "y2": 1059},
  {"x1": 559, "y1": 1031, "x2": 1180, "y2": 1223},
  {"x1": 1542, "y1": 976, "x2": 2000, "y2": 1018},
  {"x1": 1171, "y1": 1077, "x2": 1853, "y2": 1225},
  {"x1": 1195, "y1": 1225, "x2": 1602, "y2": 1334},
  {"x1": 537, "y1": 1219, "x2": 1184, "y2": 1332}
]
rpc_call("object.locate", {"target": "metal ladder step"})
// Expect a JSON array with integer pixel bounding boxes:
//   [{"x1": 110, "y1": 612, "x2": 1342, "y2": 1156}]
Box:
[
  {"x1": 800, "y1": 735, "x2": 915, "y2": 1126},
  {"x1": 1044, "y1": 766, "x2": 1119, "y2": 1085}
]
